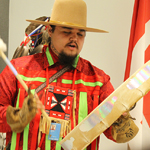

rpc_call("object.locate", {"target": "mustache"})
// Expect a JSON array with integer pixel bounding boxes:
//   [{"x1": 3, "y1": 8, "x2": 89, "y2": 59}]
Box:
[{"x1": 65, "y1": 41, "x2": 78, "y2": 49}]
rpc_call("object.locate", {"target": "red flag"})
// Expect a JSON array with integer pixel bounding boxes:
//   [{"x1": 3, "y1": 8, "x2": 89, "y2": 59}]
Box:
[{"x1": 124, "y1": 0, "x2": 150, "y2": 127}]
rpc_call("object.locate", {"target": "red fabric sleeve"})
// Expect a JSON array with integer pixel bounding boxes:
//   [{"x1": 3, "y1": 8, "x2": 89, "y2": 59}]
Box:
[{"x1": 0, "y1": 61, "x2": 18, "y2": 132}]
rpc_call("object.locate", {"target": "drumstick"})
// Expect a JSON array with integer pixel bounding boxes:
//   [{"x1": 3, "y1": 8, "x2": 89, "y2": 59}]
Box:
[
  {"x1": 0, "y1": 38, "x2": 50, "y2": 121},
  {"x1": 0, "y1": 38, "x2": 28, "y2": 92}
]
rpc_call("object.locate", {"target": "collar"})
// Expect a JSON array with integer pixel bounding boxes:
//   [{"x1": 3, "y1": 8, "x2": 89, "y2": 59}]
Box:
[{"x1": 43, "y1": 46, "x2": 81, "y2": 71}]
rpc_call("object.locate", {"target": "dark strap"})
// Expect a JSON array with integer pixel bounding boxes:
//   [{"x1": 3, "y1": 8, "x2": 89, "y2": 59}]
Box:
[{"x1": 35, "y1": 65, "x2": 71, "y2": 93}]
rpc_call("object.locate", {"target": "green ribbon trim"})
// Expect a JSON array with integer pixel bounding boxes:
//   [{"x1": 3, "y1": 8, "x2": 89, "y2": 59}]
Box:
[
  {"x1": 56, "y1": 137, "x2": 62, "y2": 150},
  {"x1": 45, "y1": 135, "x2": 51, "y2": 150},
  {"x1": 10, "y1": 132, "x2": 17, "y2": 150},
  {"x1": 72, "y1": 54, "x2": 79, "y2": 68},
  {"x1": 19, "y1": 75, "x2": 57, "y2": 83},
  {"x1": 23, "y1": 124, "x2": 29, "y2": 150},
  {"x1": 22, "y1": 89, "x2": 35, "y2": 150},
  {"x1": 19, "y1": 75, "x2": 46, "y2": 82},
  {"x1": 45, "y1": 136, "x2": 62, "y2": 150},
  {"x1": 78, "y1": 92, "x2": 88, "y2": 123},
  {"x1": 78, "y1": 92, "x2": 88, "y2": 150},
  {"x1": 45, "y1": 47, "x2": 54, "y2": 66},
  {"x1": 10, "y1": 89, "x2": 36, "y2": 150},
  {"x1": 62, "y1": 79, "x2": 103, "y2": 87},
  {"x1": 10, "y1": 89, "x2": 20, "y2": 150}
]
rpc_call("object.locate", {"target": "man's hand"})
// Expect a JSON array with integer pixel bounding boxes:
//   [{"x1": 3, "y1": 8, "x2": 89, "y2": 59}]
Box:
[
  {"x1": 34, "y1": 93, "x2": 45, "y2": 112},
  {"x1": 6, "y1": 88, "x2": 44, "y2": 133},
  {"x1": 111, "y1": 112, "x2": 139, "y2": 143}
]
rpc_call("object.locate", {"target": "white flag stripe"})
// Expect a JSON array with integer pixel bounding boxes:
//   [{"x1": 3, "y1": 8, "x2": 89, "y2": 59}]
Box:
[
  {"x1": 127, "y1": 7, "x2": 150, "y2": 150},
  {"x1": 130, "y1": 20, "x2": 150, "y2": 76}
]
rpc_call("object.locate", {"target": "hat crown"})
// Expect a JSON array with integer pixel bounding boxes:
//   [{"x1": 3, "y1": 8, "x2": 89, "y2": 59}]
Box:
[
  {"x1": 50, "y1": 0, "x2": 87, "y2": 27},
  {"x1": 26, "y1": 0, "x2": 108, "y2": 32}
]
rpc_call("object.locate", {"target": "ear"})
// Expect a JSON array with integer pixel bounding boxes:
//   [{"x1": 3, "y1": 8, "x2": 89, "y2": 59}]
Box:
[{"x1": 47, "y1": 25, "x2": 52, "y2": 37}]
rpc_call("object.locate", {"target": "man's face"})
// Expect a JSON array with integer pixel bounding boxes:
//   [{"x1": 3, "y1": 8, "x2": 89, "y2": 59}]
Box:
[{"x1": 49, "y1": 26, "x2": 86, "y2": 58}]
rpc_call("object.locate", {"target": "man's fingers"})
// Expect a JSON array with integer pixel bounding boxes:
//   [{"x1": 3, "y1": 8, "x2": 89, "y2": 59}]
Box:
[{"x1": 34, "y1": 93, "x2": 45, "y2": 111}]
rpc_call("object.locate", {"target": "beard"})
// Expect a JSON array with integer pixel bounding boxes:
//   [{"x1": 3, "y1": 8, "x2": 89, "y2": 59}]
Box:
[{"x1": 58, "y1": 51, "x2": 77, "y2": 66}]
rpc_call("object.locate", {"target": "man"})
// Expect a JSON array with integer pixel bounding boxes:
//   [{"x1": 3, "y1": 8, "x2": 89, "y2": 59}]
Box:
[{"x1": 0, "y1": 0, "x2": 138, "y2": 150}]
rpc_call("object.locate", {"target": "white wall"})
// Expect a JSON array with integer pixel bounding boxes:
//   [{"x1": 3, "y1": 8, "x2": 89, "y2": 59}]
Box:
[{"x1": 9, "y1": 0, "x2": 139, "y2": 150}]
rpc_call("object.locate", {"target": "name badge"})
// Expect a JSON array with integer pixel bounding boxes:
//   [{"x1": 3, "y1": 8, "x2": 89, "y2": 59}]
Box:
[{"x1": 48, "y1": 123, "x2": 61, "y2": 141}]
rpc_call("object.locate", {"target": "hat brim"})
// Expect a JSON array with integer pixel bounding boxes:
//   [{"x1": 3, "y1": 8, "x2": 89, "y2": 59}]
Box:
[{"x1": 26, "y1": 19, "x2": 108, "y2": 33}]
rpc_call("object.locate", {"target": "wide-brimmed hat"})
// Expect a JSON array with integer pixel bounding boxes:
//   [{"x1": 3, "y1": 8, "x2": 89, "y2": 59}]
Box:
[{"x1": 26, "y1": 0, "x2": 108, "y2": 33}]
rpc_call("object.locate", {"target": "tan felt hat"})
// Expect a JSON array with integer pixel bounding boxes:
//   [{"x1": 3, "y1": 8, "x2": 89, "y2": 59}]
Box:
[{"x1": 26, "y1": 0, "x2": 108, "y2": 33}]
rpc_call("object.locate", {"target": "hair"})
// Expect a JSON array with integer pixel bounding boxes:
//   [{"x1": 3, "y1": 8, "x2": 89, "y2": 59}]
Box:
[{"x1": 50, "y1": 25, "x2": 56, "y2": 33}]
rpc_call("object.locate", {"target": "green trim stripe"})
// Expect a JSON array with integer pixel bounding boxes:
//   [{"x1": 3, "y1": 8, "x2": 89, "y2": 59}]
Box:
[
  {"x1": 19, "y1": 75, "x2": 46, "y2": 82},
  {"x1": 46, "y1": 47, "x2": 54, "y2": 66},
  {"x1": 56, "y1": 137, "x2": 62, "y2": 150},
  {"x1": 62, "y1": 79, "x2": 103, "y2": 87},
  {"x1": 11, "y1": 89, "x2": 35, "y2": 150},
  {"x1": 11, "y1": 89, "x2": 21, "y2": 150},
  {"x1": 19, "y1": 75, "x2": 57, "y2": 83},
  {"x1": 23, "y1": 124, "x2": 29, "y2": 150},
  {"x1": 45, "y1": 136, "x2": 62, "y2": 149},
  {"x1": 10, "y1": 133, "x2": 17, "y2": 150},
  {"x1": 22, "y1": 89, "x2": 35, "y2": 150},
  {"x1": 78, "y1": 92, "x2": 88, "y2": 150},
  {"x1": 45, "y1": 134, "x2": 51, "y2": 150},
  {"x1": 78, "y1": 92, "x2": 88, "y2": 123},
  {"x1": 72, "y1": 54, "x2": 79, "y2": 68},
  {"x1": 31, "y1": 89, "x2": 35, "y2": 94}
]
